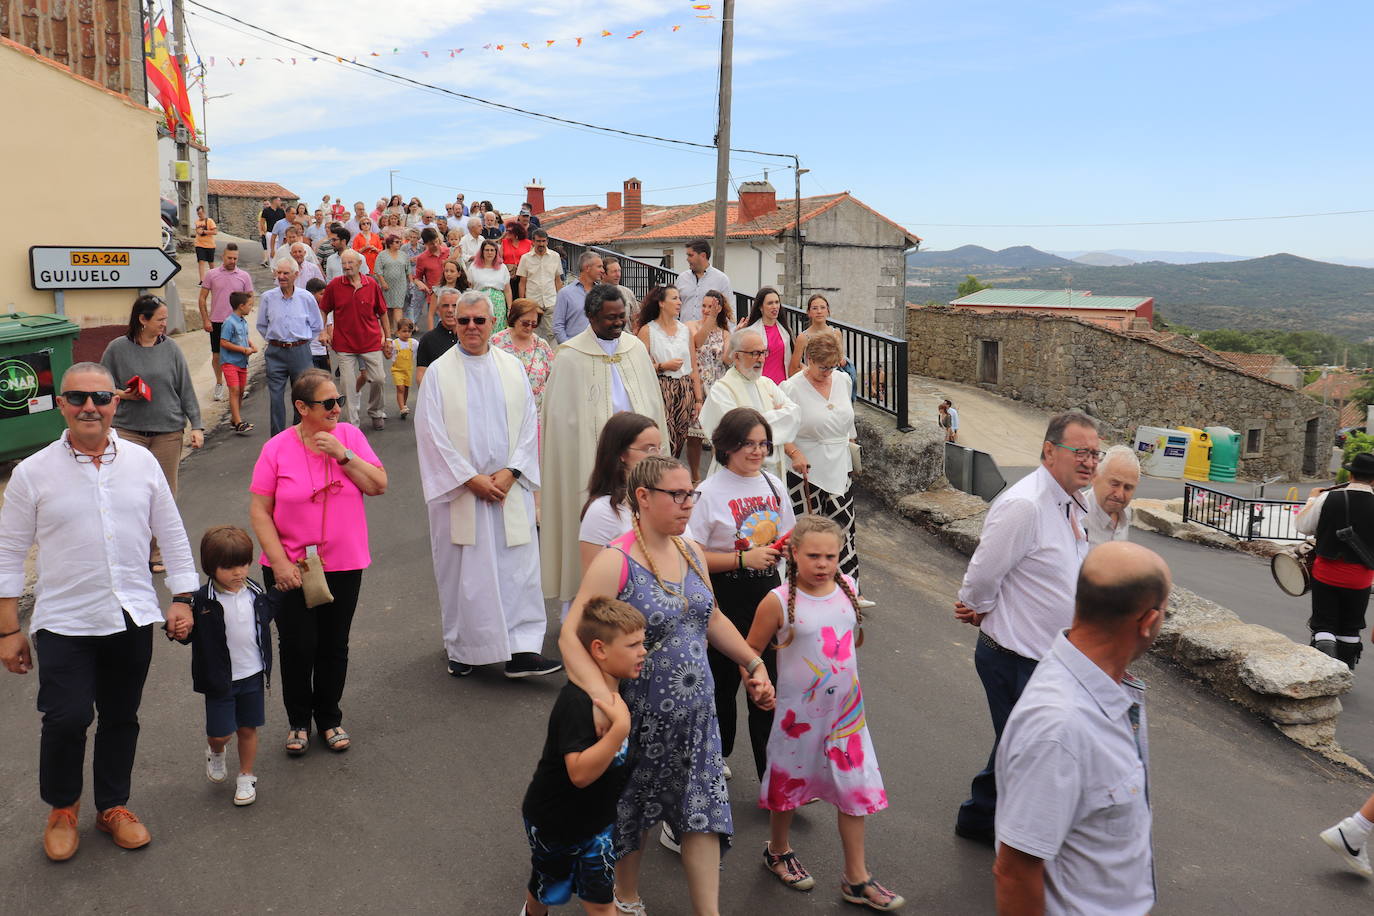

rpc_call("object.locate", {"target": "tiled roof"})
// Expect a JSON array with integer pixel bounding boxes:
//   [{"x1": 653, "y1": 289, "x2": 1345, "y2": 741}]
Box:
[
  {"x1": 1303, "y1": 371, "x2": 1364, "y2": 401},
  {"x1": 207, "y1": 179, "x2": 298, "y2": 200},
  {"x1": 951, "y1": 289, "x2": 1152, "y2": 311},
  {"x1": 539, "y1": 192, "x2": 919, "y2": 246},
  {"x1": 1215, "y1": 352, "x2": 1288, "y2": 376},
  {"x1": 1339, "y1": 401, "x2": 1366, "y2": 429}
]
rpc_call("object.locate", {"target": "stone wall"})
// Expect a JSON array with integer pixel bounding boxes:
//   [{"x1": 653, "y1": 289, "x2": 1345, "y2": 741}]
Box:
[
  {"x1": 906, "y1": 306, "x2": 1338, "y2": 480},
  {"x1": 209, "y1": 195, "x2": 299, "y2": 244}
]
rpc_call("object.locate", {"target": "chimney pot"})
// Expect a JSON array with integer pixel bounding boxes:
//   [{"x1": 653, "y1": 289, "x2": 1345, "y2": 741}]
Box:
[
  {"x1": 736, "y1": 180, "x2": 777, "y2": 225},
  {"x1": 607, "y1": 191, "x2": 622, "y2": 212},
  {"x1": 525, "y1": 179, "x2": 546, "y2": 215},
  {"x1": 623, "y1": 177, "x2": 643, "y2": 235}
]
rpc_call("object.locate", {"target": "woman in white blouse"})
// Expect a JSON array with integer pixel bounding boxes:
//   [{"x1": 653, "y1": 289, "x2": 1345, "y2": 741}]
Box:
[
  {"x1": 469, "y1": 239, "x2": 514, "y2": 330},
  {"x1": 636, "y1": 285, "x2": 702, "y2": 461},
  {"x1": 779, "y1": 333, "x2": 866, "y2": 590}
]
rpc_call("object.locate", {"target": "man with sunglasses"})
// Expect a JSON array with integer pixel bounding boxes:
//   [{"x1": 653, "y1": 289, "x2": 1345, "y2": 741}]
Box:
[
  {"x1": 697, "y1": 327, "x2": 800, "y2": 482},
  {"x1": 414, "y1": 291, "x2": 559, "y2": 679},
  {"x1": 0, "y1": 362, "x2": 197, "y2": 861},
  {"x1": 951, "y1": 410, "x2": 1100, "y2": 847}
]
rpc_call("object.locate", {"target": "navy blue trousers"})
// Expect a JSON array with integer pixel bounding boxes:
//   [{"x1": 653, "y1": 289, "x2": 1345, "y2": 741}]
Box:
[{"x1": 956, "y1": 637, "x2": 1039, "y2": 835}]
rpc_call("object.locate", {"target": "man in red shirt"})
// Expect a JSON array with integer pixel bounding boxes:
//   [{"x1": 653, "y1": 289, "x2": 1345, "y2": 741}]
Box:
[
  {"x1": 321, "y1": 249, "x2": 393, "y2": 430},
  {"x1": 411, "y1": 227, "x2": 451, "y2": 332}
]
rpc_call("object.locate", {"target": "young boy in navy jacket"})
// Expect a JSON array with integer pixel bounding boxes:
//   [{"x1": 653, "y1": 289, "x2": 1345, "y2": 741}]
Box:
[{"x1": 178, "y1": 525, "x2": 272, "y2": 806}]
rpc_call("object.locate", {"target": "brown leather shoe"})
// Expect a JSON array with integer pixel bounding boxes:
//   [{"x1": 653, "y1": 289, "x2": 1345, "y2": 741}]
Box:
[
  {"x1": 95, "y1": 806, "x2": 150, "y2": 849},
  {"x1": 43, "y1": 803, "x2": 80, "y2": 861}
]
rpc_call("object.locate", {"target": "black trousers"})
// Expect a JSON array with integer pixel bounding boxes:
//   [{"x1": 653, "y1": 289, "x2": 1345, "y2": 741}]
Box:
[
  {"x1": 34, "y1": 612, "x2": 153, "y2": 810},
  {"x1": 264, "y1": 567, "x2": 363, "y2": 733},
  {"x1": 1309, "y1": 578, "x2": 1370, "y2": 667},
  {"x1": 957, "y1": 636, "x2": 1040, "y2": 835},
  {"x1": 707, "y1": 569, "x2": 779, "y2": 781}
]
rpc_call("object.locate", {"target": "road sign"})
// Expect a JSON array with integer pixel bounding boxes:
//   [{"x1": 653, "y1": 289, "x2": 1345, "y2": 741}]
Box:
[{"x1": 29, "y1": 246, "x2": 181, "y2": 291}]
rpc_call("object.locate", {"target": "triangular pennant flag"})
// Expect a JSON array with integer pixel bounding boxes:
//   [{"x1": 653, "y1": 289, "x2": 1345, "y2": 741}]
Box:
[
  {"x1": 546, "y1": 39, "x2": 555, "y2": 47},
  {"x1": 496, "y1": 44, "x2": 504, "y2": 50},
  {"x1": 421, "y1": 50, "x2": 429, "y2": 57},
  {"x1": 628, "y1": 30, "x2": 643, "y2": 38},
  {"x1": 601, "y1": 30, "x2": 612, "y2": 37},
  {"x1": 521, "y1": 41, "x2": 530, "y2": 49},
  {"x1": 672, "y1": 25, "x2": 681, "y2": 31},
  {"x1": 576, "y1": 37, "x2": 583, "y2": 46}
]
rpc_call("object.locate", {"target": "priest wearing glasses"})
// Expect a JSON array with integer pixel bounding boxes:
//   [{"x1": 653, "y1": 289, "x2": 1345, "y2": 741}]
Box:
[{"x1": 0, "y1": 361, "x2": 197, "y2": 861}]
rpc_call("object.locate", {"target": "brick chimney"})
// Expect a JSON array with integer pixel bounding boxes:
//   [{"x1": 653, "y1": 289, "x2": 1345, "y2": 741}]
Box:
[
  {"x1": 606, "y1": 191, "x2": 622, "y2": 212},
  {"x1": 736, "y1": 180, "x2": 777, "y2": 224},
  {"x1": 623, "y1": 178, "x2": 643, "y2": 233},
  {"x1": 524, "y1": 179, "x2": 545, "y2": 215}
]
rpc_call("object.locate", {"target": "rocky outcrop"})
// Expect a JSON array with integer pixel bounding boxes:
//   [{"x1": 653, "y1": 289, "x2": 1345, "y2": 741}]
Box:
[{"x1": 851, "y1": 404, "x2": 946, "y2": 504}]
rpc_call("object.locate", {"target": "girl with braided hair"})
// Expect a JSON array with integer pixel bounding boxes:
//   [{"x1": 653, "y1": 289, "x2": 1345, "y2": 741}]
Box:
[
  {"x1": 558, "y1": 455, "x2": 775, "y2": 916},
  {"x1": 744, "y1": 515, "x2": 902, "y2": 911}
]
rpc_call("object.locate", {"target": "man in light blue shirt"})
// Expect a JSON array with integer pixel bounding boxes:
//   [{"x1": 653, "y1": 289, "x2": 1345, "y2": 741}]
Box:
[
  {"x1": 551, "y1": 251, "x2": 604, "y2": 343},
  {"x1": 675, "y1": 238, "x2": 735, "y2": 324},
  {"x1": 257, "y1": 259, "x2": 324, "y2": 435}
]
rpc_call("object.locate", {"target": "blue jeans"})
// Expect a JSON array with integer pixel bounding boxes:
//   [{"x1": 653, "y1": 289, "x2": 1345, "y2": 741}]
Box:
[
  {"x1": 956, "y1": 636, "x2": 1039, "y2": 835},
  {"x1": 265, "y1": 343, "x2": 314, "y2": 436}
]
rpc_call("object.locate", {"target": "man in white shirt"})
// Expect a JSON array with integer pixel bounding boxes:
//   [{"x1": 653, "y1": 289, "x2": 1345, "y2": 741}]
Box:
[
  {"x1": 1083, "y1": 444, "x2": 1139, "y2": 547},
  {"x1": 995, "y1": 541, "x2": 1168, "y2": 916},
  {"x1": 515, "y1": 229, "x2": 563, "y2": 312},
  {"x1": 459, "y1": 217, "x2": 484, "y2": 269},
  {"x1": 675, "y1": 237, "x2": 735, "y2": 323},
  {"x1": 952, "y1": 411, "x2": 1100, "y2": 845},
  {"x1": 1294, "y1": 451, "x2": 1374, "y2": 668},
  {"x1": 697, "y1": 327, "x2": 801, "y2": 482},
  {"x1": 0, "y1": 362, "x2": 196, "y2": 861}
]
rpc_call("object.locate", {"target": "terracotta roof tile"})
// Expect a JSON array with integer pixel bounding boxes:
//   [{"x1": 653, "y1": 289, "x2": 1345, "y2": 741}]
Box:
[
  {"x1": 207, "y1": 179, "x2": 299, "y2": 200},
  {"x1": 1339, "y1": 401, "x2": 1366, "y2": 429},
  {"x1": 1215, "y1": 352, "x2": 1284, "y2": 375},
  {"x1": 1303, "y1": 371, "x2": 1364, "y2": 401}
]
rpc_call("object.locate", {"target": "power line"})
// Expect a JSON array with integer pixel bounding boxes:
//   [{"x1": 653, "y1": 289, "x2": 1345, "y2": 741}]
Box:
[
  {"x1": 904, "y1": 209, "x2": 1374, "y2": 229},
  {"x1": 184, "y1": 0, "x2": 796, "y2": 165},
  {"x1": 392, "y1": 170, "x2": 778, "y2": 201}
]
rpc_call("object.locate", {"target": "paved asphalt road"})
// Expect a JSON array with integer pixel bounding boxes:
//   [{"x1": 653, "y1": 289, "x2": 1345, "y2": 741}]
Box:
[{"x1": 1, "y1": 396, "x2": 1372, "y2": 913}]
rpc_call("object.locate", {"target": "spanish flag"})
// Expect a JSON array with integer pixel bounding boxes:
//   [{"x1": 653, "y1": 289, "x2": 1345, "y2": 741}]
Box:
[{"x1": 144, "y1": 14, "x2": 196, "y2": 133}]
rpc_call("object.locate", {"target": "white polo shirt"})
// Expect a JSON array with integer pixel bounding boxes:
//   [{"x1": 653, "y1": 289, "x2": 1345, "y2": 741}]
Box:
[
  {"x1": 209, "y1": 582, "x2": 265, "y2": 682},
  {"x1": 959, "y1": 465, "x2": 1089, "y2": 659},
  {"x1": 1081, "y1": 486, "x2": 1133, "y2": 547},
  {"x1": 996, "y1": 630, "x2": 1154, "y2": 916}
]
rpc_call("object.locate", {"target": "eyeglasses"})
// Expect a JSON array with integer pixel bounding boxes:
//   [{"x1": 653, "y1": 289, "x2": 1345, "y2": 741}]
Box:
[
  {"x1": 303, "y1": 396, "x2": 346, "y2": 410},
  {"x1": 626, "y1": 444, "x2": 662, "y2": 455},
  {"x1": 813, "y1": 365, "x2": 838, "y2": 374},
  {"x1": 456, "y1": 316, "x2": 488, "y2": 326},
  {"x1": 740, "y1": 439, "x2": 773, "y2": 452},
  {"x1": 1052, "y1": 442, "x2": 1105, "y2": 463},
  {"x1": 646, "y1": 486, "x2": 701, "y2": 505},
  {"x1": 65, "y1": 436, "x2": 117, "y2": 465},
  {"x1": 62, "y1": 390, "x2": 116, "y2": 407},
  {"x1": 516, "y1": 319, "x2": 540, "y2": 329},
  {"x1": 736, "y1": 349, "x2": 768, "y2": 359},
  {"x1": 310, "y1": 478, "x2": 344, "y2": 503}
]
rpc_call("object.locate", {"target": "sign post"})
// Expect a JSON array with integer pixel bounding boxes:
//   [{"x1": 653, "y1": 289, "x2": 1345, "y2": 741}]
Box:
[{"x1": 29, "y1": 246, "x2": 181, "y2": 292}]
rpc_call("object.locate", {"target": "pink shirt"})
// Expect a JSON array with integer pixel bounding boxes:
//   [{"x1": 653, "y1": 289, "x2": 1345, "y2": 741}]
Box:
[
  {"x1": 762, "y1": 322, "x2": 786, "y2": 385},
  {"x1": 200, "y1": 266, "x2": 255, "y2": 322},
  {"x1": 250, "y1": 423, "x2": 382, "y2": 571}
]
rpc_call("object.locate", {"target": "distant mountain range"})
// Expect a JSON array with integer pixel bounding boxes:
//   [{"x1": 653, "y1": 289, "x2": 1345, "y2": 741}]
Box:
[
  {"x1": 1051, "y1": 249, "x2": 1253, "y2": 265},
  {"x1": 906, "y1": 249, "x2": 1374, "y2": 338}
]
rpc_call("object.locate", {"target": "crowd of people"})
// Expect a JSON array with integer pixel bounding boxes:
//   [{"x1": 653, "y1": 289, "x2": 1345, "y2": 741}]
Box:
[{"x1": 1, "y1": 191, "x2": 1372, "y2": 915}]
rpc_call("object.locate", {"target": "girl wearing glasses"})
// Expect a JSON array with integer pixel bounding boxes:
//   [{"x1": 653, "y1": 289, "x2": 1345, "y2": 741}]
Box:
[
  {"x1": 686, "y1": 408, "x2": 796, "y2": 790},
  {"x1": 248, "y1": 369, "x2": 387, "y2": 758}
]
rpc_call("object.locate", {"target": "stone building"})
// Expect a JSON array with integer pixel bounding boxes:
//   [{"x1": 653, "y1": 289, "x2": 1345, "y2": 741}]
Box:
[
  {"x1": 950, "y1": 288, "x2": 1154, "y2": 332},
  {"x1": 907, "y1": 305, "x2": 1337, "y2": 479},
  {"x1": 207, "y1": 180, "x2": 299, "y2": 241},
  {"x1": 535, "y1": 178, "x2": 920, "y2": 333},
  {"x1": 1216, "y1": 352, "x2": 1302, "y2": 388}
]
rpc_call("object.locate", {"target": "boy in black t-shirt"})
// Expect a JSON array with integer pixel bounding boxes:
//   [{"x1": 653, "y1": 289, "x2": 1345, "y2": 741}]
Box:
[{"x1": 520, "y1": 598, "x2": 646, "y2": 915}]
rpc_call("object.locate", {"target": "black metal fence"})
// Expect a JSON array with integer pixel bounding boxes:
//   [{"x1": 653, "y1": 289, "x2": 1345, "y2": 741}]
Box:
[
  {"x1": 548, "y1": 235, "x2": 911, "y2": 430},
  {"x1": 1182, "y1": 482, "x2": 1305, "y2": 541}
]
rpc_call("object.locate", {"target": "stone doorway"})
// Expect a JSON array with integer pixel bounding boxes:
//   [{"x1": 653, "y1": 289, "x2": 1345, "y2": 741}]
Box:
[
  {"x1": 1302, "y1": 416, "x2": 1321, "y2": 477},
  {"x1": 978, "y1": 339, "x2": 1001, "y2": 385}
]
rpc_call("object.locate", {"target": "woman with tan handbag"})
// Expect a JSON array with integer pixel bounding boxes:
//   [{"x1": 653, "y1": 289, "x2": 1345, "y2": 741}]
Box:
[
  {"x1": 779, "y1": 335, "x2": 872, "y2": 606},
  {"x1": 249, "y1": 369, "x2": 387, "y2": 756}
]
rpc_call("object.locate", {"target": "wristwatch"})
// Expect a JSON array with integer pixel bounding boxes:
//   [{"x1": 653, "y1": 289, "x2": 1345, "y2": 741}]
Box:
[
  {"x1": 339, "y1": 449, "x2": 355, "y2": 466},
  {"x1": 507, "y1": 467, "x2": 522, "y2": 480},
  {"x1": 171, "y1": 595, "x2": 193, "y2": 607}
]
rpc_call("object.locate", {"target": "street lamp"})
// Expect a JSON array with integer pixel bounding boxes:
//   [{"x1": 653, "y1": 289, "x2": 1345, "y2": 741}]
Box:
[
  {"x1": 389, "y1": 170, "x2": 400, "y2": 198},
  {"x1": 794, "y1": 163, "x2": 810, "y2": 303}
]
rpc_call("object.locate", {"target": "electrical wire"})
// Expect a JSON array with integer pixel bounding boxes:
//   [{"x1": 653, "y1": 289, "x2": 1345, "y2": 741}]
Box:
[
  {"x1": 391, "y1": 170, "x2": 778, "y2": 201},
  {"x1": 904, "y1": 209, "x2": 1374, "y2": 229},
  {"x1": 184, "y1": 0, "x2": 796, "y2": 165}
]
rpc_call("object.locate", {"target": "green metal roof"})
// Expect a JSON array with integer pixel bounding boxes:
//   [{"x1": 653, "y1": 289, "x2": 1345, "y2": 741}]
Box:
[{"x1": 950, "y1": 289, "x2": 1152, "y2": 310}]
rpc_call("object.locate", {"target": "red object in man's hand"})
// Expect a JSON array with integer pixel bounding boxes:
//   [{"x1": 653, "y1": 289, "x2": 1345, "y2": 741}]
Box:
[
  {"x1": 769, "y1": 530, "x2": 793, "y2": 553},
  {"x1": 733, "y1": 537, "x2": 750, "y2": 551}
]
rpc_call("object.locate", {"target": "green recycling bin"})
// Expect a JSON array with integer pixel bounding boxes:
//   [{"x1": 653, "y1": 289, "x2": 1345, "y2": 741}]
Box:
[{"x1": 0, "y1": 312, "x2": 81, "y2": 463}]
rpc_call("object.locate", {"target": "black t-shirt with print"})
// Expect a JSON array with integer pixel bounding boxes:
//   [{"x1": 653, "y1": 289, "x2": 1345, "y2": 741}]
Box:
[{"x1": 521, "y1": 682, "x2": 632, "y2": 843}]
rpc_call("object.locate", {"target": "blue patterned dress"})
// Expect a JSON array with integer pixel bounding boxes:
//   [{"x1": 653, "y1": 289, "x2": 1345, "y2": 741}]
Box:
[{"x1": 613, "y1": 545, "x2": 732, "y2": 854}]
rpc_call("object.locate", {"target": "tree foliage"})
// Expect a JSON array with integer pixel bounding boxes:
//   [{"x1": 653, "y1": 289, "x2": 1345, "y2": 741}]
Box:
[
  {"x1": 956, "y1": 275, "x2": 988, "y2": 298},
  {"x1": 1161, "y1": 325, "x2": 1374, "y2": 369},
  {"x1": 1337, "y1": 431, "x2": 1374, "y2": 484}
]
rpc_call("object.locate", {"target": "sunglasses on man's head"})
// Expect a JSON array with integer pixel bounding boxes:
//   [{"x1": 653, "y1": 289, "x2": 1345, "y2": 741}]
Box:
[
  {"x1": 62, "y1": 390, "x2": 116, "y2": 406},
  {"x1": 456, "y1": 316, "x2": 488, "y2": 326},
  {"x1": 303, "y1": 396, "x2": 346, "y2": 410}
]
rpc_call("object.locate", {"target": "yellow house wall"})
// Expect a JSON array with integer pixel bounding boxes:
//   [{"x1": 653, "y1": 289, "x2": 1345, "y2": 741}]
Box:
[{"x1": 0, "y1": 40, "x2": 161, "y2": 327}]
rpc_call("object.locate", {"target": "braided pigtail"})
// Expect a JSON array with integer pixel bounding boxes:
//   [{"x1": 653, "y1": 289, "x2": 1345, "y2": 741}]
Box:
[
  {"x1": 631, "y1": 514, "x2": 672, "y2": 596},
  {"x1": 775, "y1": 548, "x2": 798, "y2": 650},
  {"x1": 834, "y1": 570, "x2": 864, "y2": 648}
]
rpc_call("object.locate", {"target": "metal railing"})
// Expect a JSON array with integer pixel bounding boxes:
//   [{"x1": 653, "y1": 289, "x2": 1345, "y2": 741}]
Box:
[
  {"x1": 1182, "y1": 481, "x2": 1305, "y2": 541},
  {"x1": 548, "y1": 235, "x2": 911, "y2": 430}
]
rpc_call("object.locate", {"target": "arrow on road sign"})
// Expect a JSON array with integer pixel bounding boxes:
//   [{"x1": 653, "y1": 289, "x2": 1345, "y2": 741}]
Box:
[{"x1": 29, "y1": 246, "x2": 182, "y2": 291}]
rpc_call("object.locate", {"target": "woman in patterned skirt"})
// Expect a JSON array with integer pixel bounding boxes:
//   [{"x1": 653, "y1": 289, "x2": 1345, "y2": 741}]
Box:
[
  {"x1": 685, "y1": 289, "x2": 731, "y2": 483},
  {"x1": 637, "y1": 286, "x2": 702, "y2": 461},
  {"x1": 560, "y1": 456, "x2": 775, "y2": 916}
]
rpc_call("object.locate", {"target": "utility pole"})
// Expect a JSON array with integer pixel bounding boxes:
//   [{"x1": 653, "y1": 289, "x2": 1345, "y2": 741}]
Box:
[
  {"x1": 171, "y1": 0, "x2": 191, "y2": 240},
  {"x1": 794, "y1": 160, "x2": 808, "y2": 304},
  {"x1": 389, "y1": 170, "x2": 399, "y2": 199},
  {"x1": 712, "y1": 0, "x2": 735, "y2": 274}
]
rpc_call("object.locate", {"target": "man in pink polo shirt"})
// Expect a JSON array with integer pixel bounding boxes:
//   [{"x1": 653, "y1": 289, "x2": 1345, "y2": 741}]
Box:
[
  {"x1": 198, "y1": 243, "x2": 255, "y2": 400},
  {"x1": 320, "y1": 249, "x2": 393, "y2": 430}
]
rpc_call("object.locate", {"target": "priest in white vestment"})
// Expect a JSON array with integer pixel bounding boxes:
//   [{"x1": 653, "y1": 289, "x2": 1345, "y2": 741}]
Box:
[
  {"x1": 415, "y1": 291, "x2": 562, "y2": 679},
  {"x1": 698, "y1": 326, "x2": 801, "y2": 481},
  {"x1": 540, "y1": 284, "x2": 667, "y2": 604}
]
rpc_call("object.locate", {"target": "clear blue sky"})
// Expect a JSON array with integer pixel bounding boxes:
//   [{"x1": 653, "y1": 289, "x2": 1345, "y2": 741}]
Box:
[{"x1": 186, "y1": 0, "x2": 1373, "y2": 261}]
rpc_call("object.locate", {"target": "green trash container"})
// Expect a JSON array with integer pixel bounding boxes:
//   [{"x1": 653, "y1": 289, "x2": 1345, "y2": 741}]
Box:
[
  {"x1": 0, "y1": 312, "x2": 81, "y2": 463},
  {"x1": 1205, "y1": 426, "x2": 1240, "y2": 482}
]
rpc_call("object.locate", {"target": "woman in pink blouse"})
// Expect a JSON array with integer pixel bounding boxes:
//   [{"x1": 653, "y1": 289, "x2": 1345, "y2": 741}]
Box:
[
  {"x1": 249, "y1": 369, "x2": 387, "y2": 756},
  {"x1": 742, "y1": 286, "x2": 792, "y2": 385}
]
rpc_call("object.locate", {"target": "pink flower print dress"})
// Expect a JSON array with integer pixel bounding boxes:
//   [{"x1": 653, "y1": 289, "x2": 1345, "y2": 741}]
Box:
[{"x1": 758, "y1": 574, "x2": 888, "y2": 816}]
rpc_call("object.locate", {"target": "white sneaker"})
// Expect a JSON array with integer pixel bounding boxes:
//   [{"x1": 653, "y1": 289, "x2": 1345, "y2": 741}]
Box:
[
  {"x1": 233, "y1": 774, "x2": 258, "y2": 806},
  {"x1": 1321, "y1": 819, "x2": 1373, "y2": 877},
  {"x1": 857, "y1": 597, "x2": 877, "y2": 609},
  {"x1": 614, "y1": 895, "x2": 648, "y2": 915},
  {"x1": 205, "y1": 747, "x2": 227, "y2": 783},
  {"x1": 659, "y1": 821, "x2": 681, "y2": 854},
  {"x1": 213, "y1": 382, "x2": 226, "y2": 401}
]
